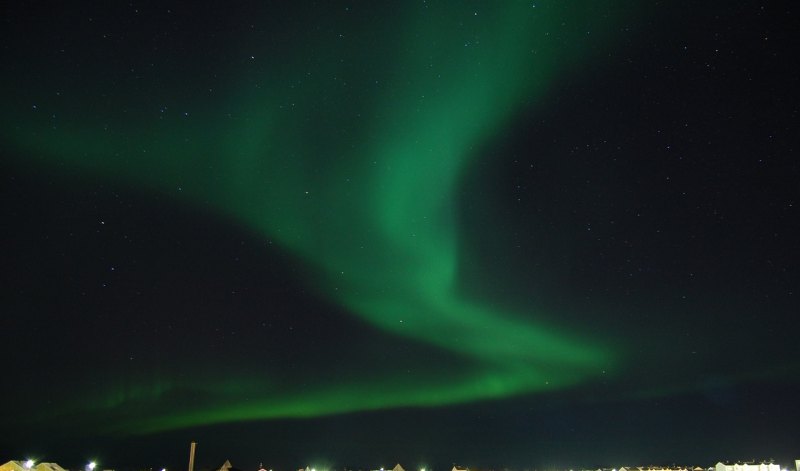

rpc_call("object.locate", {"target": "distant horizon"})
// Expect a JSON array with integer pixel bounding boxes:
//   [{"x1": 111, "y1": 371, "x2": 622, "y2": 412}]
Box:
[{"x1": 5, "y1": 458, "x2": 800, "y2": 471}]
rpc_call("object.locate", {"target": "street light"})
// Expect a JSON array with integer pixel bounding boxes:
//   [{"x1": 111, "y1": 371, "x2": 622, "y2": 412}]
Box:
[
  {"x1": 88, "y1": 462, "x2": 97, "y2": 471},
  {"x1": 25, "y1": 461, "x2": 34, "y2": 469}
]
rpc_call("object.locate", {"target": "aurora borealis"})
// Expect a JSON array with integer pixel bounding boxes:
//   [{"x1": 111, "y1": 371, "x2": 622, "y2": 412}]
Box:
[{"x1": 2, "y1": 0, "x2": 799, "y2": 469}]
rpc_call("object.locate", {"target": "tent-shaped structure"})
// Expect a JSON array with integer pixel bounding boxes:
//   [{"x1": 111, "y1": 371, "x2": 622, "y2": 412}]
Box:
[
  {"x1": 215, "y1": 461, "x2": 244, "y2": 471},
  {"x1": 216, "y1": 461, "x2": 244, "y2": 471},
  {"x1": 1, "y1": 462, "x2": 68, "y2": 471},
  {"x1": 1, "y1": 461, "x2": 30, "y2": 471},
  {"x1": 35, "y1": 463, "x2": 68, "y2": 471}
]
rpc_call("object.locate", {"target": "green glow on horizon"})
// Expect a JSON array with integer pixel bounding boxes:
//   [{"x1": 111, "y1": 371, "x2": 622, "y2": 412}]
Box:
[{"x1": 3, "y1": 2, "x2": 633, "y2": 433}]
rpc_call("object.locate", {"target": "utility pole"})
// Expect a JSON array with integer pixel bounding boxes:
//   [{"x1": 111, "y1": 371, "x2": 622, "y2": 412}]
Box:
[{"x1": 188, "y1": 441, "x2": 197, "y2": 471}]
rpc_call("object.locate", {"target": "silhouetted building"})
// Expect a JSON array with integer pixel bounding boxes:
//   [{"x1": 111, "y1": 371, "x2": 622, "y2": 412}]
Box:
[{"x1": 716, "y1": 462, "x2": 780, "y2": 471}]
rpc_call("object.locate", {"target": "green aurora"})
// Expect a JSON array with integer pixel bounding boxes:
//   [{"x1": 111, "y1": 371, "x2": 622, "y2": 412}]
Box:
[{"x1": 2, "y1": 2, "x2": 635, "y2": 433}]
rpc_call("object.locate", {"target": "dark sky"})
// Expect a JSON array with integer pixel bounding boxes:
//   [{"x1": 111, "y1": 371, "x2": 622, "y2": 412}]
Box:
[{"x1": 2, "y1": 1, "x2": 798, "y2": 470}]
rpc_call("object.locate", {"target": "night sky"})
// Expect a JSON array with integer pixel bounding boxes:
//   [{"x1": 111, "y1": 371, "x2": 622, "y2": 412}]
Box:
[{"x1": 2, "y1": 1, "x2": 798, "y2": 470}]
